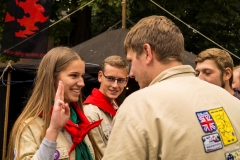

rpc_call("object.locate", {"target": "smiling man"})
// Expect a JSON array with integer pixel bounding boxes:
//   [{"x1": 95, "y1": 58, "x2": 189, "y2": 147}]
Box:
[
  {"x1": 195, "y1": 48, "x2": 240, "y2": 99},
  {"x1": 83, "y1": 55, "x2": 129, "y2": 154}
]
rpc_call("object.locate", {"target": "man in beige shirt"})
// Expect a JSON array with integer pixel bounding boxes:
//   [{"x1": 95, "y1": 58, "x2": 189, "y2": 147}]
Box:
[
  {"x1": 103, "y1": 16, "x2": 240, "y2": 160},
  {"x1": 83, "y1": 55, "x2": 129, "y2": 154}
]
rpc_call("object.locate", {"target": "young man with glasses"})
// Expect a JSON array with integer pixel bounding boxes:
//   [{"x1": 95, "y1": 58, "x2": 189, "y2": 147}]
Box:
[{"x1": 83, "y1": 55, "x2": 129, "y2": 154}]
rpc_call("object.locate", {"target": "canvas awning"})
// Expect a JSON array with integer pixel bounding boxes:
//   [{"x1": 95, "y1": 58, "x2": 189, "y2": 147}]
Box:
[{"x1": 72, "y1": 28, "x2": 196, "y2": 68}]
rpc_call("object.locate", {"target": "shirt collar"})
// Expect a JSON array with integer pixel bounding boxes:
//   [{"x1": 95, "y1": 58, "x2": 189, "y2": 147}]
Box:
[{"x1": 149, "y1": 65, "x2": 195, "y2": 86}]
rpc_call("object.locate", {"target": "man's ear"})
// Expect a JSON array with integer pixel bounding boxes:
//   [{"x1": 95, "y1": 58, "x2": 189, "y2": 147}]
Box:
[
  {"x1": 143, "y1": 43, "x2": 153, "y2": 65},
  {"x1": 98, "y1": 70, "x2": 103, "y2": 82},
  {"x1": 224, "y1": 67, "x2": 233, "y2": 81}
]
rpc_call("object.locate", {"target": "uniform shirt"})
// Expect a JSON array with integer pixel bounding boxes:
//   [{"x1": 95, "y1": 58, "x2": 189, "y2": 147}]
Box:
[
  {"x1": 103, "y1": 65, "x2": 240, "y2": 160},
  {"x1": 14, "y1": 117, "x2": 95, "y2": 160},
  {"x1": 83, "y1": 102, "x2": 118, "y2": 154}
]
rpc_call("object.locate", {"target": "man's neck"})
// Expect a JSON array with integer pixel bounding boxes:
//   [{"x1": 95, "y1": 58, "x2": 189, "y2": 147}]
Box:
[
  {"x1": 98, "y1": 88, "x2": 114, "y2": 103},
  {"x1": 151, "y1": 60, "x2": 182, "y2": 80},
  {"x1": 224, "y1": 83, "x2": 234, "y2": 95}
]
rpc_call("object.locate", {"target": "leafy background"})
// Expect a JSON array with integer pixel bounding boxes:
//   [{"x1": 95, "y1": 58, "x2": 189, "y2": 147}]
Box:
[{"x1": 0, "y1": 0, "x2": 240, "y2": 64}]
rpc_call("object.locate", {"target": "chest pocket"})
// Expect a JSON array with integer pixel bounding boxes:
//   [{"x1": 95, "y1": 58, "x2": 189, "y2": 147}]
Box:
[{"x1": 54, "y1": 147, "x2": 69, "y2": 160}]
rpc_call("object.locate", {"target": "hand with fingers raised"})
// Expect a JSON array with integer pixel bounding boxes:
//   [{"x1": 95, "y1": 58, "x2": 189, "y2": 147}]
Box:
[{"x1": 45, "y1": 81, "x2": 70, "y2": 142}]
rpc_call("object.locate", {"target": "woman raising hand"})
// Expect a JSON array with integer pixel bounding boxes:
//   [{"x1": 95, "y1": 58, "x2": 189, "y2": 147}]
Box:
[{"x1": 6, "y1": 47, "x2": 102, "y2": 160}]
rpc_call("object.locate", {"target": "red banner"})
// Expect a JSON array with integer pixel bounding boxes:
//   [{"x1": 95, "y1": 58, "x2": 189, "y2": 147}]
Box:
[{"x1": 1, "y1": 0, "x2": 52, "y2": 58}]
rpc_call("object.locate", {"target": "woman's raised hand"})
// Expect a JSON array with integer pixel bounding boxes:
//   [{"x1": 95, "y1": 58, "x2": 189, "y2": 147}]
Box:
[{"x1": 45, "y1": 81, "x2": 70, "y2": 142}]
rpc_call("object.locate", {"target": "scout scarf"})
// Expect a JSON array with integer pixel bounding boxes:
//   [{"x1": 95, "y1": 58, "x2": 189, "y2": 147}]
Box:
[
  {"x1": 69, "y1": 106, "x2": 92, "y2": 160},
  {"x1": 83, "y1": 88, "x2": 118, "y2": 117},
  {"x1": 64, "y1": 102, "x2": 102, "y2": 156}
]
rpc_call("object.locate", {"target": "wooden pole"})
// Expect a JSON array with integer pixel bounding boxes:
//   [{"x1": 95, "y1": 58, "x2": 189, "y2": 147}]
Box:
[
  {"x1": 122, "y1": 0, "x2": 126, "y2": 28},
  {"x1": 2, "y1": 69, "x2": 12, "y2": 160}
]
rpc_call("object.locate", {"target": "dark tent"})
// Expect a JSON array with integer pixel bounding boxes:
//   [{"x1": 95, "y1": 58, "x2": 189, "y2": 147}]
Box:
[
  {"x1": 73, "y1": 28, "x2": 129, "y2": 65},
  {"x1": 0, "y1": 60, "x2": 101, "y2": 84},
  {"x1": 72, "y1": 28, "x2": 197, "y2": 67}
]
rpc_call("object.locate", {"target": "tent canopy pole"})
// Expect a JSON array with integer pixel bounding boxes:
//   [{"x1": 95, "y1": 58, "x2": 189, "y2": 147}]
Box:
[{"x1": 2, "y1": 68, "x2": 12, "y2": 160}]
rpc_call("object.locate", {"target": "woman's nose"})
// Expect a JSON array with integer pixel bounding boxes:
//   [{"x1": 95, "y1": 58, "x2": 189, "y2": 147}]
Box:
[{"x1": 77, "y1": 77, "x2": 85, "y2": 87}]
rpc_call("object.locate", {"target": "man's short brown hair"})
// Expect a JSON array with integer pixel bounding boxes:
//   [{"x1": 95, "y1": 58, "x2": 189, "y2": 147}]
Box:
[
  {"x1": 195, "y1": 48, "x2": 234, "y2": 85},
  {"x1": 102, "y1": 55, "x2": 129, "y2": 73},
  {"x1": 124, "y1": 15, "x2": 184, "y2": 63}
]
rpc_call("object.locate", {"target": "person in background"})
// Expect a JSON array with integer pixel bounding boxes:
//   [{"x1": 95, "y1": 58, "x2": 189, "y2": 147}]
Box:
[
  {"x1": 232, "y1": 65, "x2": 240, "y2": 89},
  {"x1": 195, "y1": 48, "x2": 240, "y2": 99},
  {"x1": 83, "y1": 55, "x2": 129, "y2": 154},
  {"x1": 6, "y1": 46, "x2": 102, "y2": 160},
  {"x1": 103, "y1": 15, "x2": 240, "y2": 160}
]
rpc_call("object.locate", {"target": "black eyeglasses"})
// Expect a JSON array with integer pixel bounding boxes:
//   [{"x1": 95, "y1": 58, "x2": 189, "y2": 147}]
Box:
[{"x1": 102, "y1": 72, "x2": 127, "y2": 84}]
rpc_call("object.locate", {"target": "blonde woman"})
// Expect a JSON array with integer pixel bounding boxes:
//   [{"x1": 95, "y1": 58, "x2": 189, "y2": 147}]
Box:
[{"x1": 6, "y1": 46, "x2": 102, "y2": 160}]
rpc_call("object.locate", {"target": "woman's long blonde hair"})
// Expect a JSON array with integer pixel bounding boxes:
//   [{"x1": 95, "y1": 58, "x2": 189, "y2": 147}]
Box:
[{"x1": 6, "y1": 46, "x2": 102, "y2": 160}]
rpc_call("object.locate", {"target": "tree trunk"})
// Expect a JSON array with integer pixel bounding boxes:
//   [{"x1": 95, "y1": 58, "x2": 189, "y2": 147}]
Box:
[{"x1": 69, "y1": 6, "x2": 91, "y2": 47}]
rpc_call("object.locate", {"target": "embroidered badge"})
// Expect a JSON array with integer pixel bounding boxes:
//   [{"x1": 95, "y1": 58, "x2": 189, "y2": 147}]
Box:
[
  {"x1": 54, "y1": 149, "x2": 60, "y2": 160},
  {"x1": 105, "y1": 125, "x2": 111, "y2": 138},
  {"x1": 106, "y1": 125, "x2": 111, "y2": 131},
  {"x1": 202, "y1": 133, "x2": 223, "y2": 153},
  {"x1": 57, "y1": 147, "x2": 68, "y2": 158},
  {"x1": 225, "y1": 148, "x2": 240, "y2": 160},
  {"x1": 209, "y1": 107, "x2": 238, "y2": 145},
  {"x1": 196, "y1": 110, "x2": 216, "y2": 133}
]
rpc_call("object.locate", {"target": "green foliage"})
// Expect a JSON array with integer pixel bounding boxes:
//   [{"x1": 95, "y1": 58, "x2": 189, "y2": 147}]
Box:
[
  {"x1": 0, "y1": 55, "x2": 19, "y2": 63},
  {"x1": 48, "y1": 21, "x2": 74, "y2": 44},
  {"x1": 0, "y1": 0, "x2": 14, "y2": 63},
  {"x1": 0, "y1": 0, "x2": 6, "y2": 43},
  {"x1": 77, "y1": 0, "x2": 122, "y2": 36},
  {"x1": 48, "y1": 0, "x2": 77, "y2": 44},
  {"x1": 125, "y1": 0, "x2": 240, "y2": 63},
  {"x1": 0, "y1": 0, "x2": 240, "y2": 64}
]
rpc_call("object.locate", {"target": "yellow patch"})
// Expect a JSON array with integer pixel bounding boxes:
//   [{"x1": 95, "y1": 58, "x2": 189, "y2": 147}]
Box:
[
  {"x1": 209, "y1": 107, "x2": 237, "y2": 145},
  {"x1": 225, "y1": 148, "x2": 240, "y2": 160}
]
